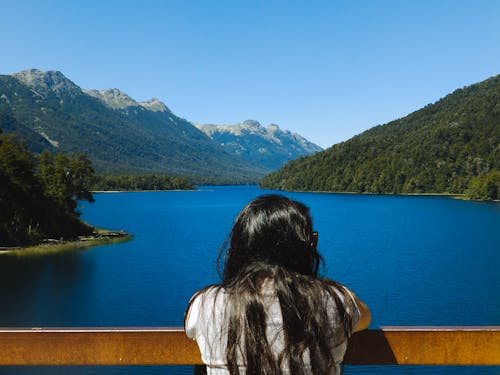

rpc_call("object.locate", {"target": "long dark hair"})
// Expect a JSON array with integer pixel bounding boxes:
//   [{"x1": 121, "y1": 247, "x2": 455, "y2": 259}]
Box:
[{"x1": 188, "y1": 195, "x2": 356, "y2": 374}]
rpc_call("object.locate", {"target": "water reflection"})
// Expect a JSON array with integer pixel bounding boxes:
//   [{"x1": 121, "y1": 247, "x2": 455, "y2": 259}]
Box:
[{"x1": 0, "y1": 251, "x2": 92, "y2": 325}]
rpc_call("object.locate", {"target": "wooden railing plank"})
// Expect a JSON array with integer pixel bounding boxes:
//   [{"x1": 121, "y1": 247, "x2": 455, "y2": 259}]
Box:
[
  {"x1": 345, "y1": 327, "x2": 500, "y2": 365},
  {"x1": 0, "y1": 328, "x2": 200, "y2": 365},
  {"x1": 0, "y1": 327, "x2": 498, "y2": 366}
]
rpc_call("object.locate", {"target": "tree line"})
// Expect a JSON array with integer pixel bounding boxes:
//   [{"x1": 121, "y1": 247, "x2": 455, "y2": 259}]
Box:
[{"x1": 90, "y1": 174, "x2": 193, "y2": 191}]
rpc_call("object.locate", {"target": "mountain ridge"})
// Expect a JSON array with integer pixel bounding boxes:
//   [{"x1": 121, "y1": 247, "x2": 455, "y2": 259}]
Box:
[
  {"x1": 83, "y1": 88, "x2": 170, "y2": 112},
  {"x1": 0, "y1": 69, "x2": 265, "y2": 181},
  {"x1": 13, "y1": 69, "x2": 81, "y2": 96},
  {"x1": 0, "y1": 69, "x2": 321, "y2": 182},
  {"x1": 196, "y1": 120, "x2": 322, "y2": 170}
]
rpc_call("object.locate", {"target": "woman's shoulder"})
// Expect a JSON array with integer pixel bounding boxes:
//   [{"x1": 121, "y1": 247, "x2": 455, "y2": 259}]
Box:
[
  {"x1": 188, "y1": 284, "x2": 229, "y2": 315},
  {"x1": 185, "y1": 284, "x2": 226, "y2": 338}
]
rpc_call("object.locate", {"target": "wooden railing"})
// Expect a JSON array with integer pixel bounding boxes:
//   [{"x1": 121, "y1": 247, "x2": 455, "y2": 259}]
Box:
[{"x1": 0, "y1": 326, "x2": 498, "y2": 366}]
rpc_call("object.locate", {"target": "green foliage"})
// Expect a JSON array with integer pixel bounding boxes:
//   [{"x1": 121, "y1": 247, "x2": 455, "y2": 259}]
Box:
[
  {"x1": 465, "y1": 170, "x2": 500, "y2": 201},
  {"x1": 260, "y1": 75, "x2": 500, "y2": 195},
  {"x1": 0, "y1": 134, "x2": 95, "y2": 246},
  {"x1": 37, "y1": 151, "x2": 95, "y2": 214},
  {"x1": 91, "y1": 174, "x2": 194, "y2": 191},
  {"x1": 0, "y1": 133, "x2": 46, "y2": 244}
]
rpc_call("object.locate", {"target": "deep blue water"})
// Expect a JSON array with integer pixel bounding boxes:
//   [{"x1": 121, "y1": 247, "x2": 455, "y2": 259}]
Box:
[{"x1": 0, "y1": 185, "x2": 498, "y2": 374}]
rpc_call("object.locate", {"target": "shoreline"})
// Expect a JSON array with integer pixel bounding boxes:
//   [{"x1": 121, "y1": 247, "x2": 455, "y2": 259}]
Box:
[
  {"x1": 273, "y1": 189, "x2": 499, "y2": 202},
  {"x1": 0, "y1": 229, "x2": 133, "y2": 256},
  {"x1": 92, "y1": 189, "x2": 197, "y2": 193},
  {"x1": 276, "y1": 189, "x2": 465, "y2": 198},
  {"x1": 93, "y1": 187, "x2": 497, "y2": 202}
]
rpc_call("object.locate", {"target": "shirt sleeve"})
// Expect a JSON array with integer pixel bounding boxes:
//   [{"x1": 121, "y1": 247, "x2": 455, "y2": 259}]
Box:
[{"x1": 185, "y1": 293, "x2": 202, "y2": 339}]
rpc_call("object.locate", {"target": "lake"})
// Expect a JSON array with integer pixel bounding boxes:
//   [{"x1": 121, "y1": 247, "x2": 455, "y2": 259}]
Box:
[{"x1": 0, "y1": 185, "x2": 498, "y2": 374}]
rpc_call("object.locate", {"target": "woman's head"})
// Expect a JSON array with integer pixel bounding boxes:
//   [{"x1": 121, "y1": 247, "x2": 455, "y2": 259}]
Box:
[
  {"x1": 191, "y1": 195, "x2": 355, "y2": 374},
  {"x1": 221, "y1": 194, "x2": 322, "y2": 283}
]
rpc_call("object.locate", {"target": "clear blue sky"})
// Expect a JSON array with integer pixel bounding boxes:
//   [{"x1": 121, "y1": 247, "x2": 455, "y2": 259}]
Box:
[{"x1": 1, "y1": 0, "x2": 499, "y2": 148}]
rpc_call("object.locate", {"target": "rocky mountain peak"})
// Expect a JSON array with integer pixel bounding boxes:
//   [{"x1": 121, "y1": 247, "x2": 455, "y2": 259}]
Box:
[
  {"x1": 195, "y1": 120, "x2": 322, "y2": 170},
  {"x1": 83, "y1": 88, "x2": 138, "y2": 109},
  {"x1": 101, "y1": 88, "x2": 130, "y2": 99},
  {"x1": 13, "y1": 69, "x2": 81, "y2": 96},
  {"x1": 139, "y1": 98, "x2": 169, "y2": 112},
  {"x1": 267, "y1": 123, "x2": 281, "y2": 133},
  {"x1": 84, "y1": 89, "x2": 169, "y2": 112},
  {"x1": 242, "y1": 120, "x2": 262, "y2": 129}
]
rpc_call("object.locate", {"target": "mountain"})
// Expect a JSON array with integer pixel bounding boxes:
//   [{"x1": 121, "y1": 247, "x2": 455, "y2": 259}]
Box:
[
  {"x1": 83, "y1": 88, "x2": 169, "y2": 112},
  {"x1": 195, "y1": 120, "x2": 322, "y2": 170},
  {"x1": 260, "y1": 75, "x2": 500, "y2": 194},
  {"x1": 0, "y1": 69, "x2": 267, "y2": 182},
  {"x1": 0, "y1": 103, "x2": 52, "y2": 153}
]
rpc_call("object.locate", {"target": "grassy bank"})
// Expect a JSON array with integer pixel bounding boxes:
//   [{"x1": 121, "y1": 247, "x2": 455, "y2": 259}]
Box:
[{"x1": 0, "y1": 229, "x2": 132, "y2": 257}]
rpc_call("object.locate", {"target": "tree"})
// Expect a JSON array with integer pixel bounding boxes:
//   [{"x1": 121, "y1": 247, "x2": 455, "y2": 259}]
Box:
[
  {"x1": 37, "y1": 151, "x2": 95, "y2": 216},
  {"x1": 465, "y1": 170, "x2": 500, "y2": 201},
  {"x1": 0, "y1": 134, "x2": 45, "y2": 244}
]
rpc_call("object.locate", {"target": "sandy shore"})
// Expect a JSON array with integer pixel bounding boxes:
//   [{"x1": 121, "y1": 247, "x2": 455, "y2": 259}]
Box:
[{"x1": 0, "y1": 230, "x2": 132, "y2": 256}]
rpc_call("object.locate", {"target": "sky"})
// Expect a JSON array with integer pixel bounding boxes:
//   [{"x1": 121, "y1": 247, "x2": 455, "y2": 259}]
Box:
[{"x1": 1, "y1": 0, "x2": 499, "y2": 148}]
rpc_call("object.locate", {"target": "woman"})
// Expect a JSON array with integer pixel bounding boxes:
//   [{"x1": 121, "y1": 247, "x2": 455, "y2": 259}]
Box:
[{"x1": 185, "y1": 194, "x2": 371, "y2": 374}]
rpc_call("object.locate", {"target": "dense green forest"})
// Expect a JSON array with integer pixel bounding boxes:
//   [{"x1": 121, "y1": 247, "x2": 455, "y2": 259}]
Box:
[
  {"x1": 464, "y1": 170, "x2": 500, "y2": 200},
  {"x1": 91, "y1": 174, "x2": 193, "y2": 191},
  {"x1": 0, "y1": 132, "x2": 95, "y2": 246},
  {"x1": 260, "y1": 75, "x2": 500, "y2": 200}
]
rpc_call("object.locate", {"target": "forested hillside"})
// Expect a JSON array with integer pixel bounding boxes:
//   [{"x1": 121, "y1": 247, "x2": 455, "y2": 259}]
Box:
[{"x1": 260, "y1": 75, "x2": 500, "y2": 198}]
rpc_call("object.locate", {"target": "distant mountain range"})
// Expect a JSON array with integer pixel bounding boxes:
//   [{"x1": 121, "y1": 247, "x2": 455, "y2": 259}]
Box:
[
  {"x1": 260, "y1": 74, "x2": 500, "y2": 194},
  {"x1": 195, "y1": 120, "x2": 322, "y2": 170},
  {"x1": 0, "y1": 69, "x2": 321, "y2": 182}
]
